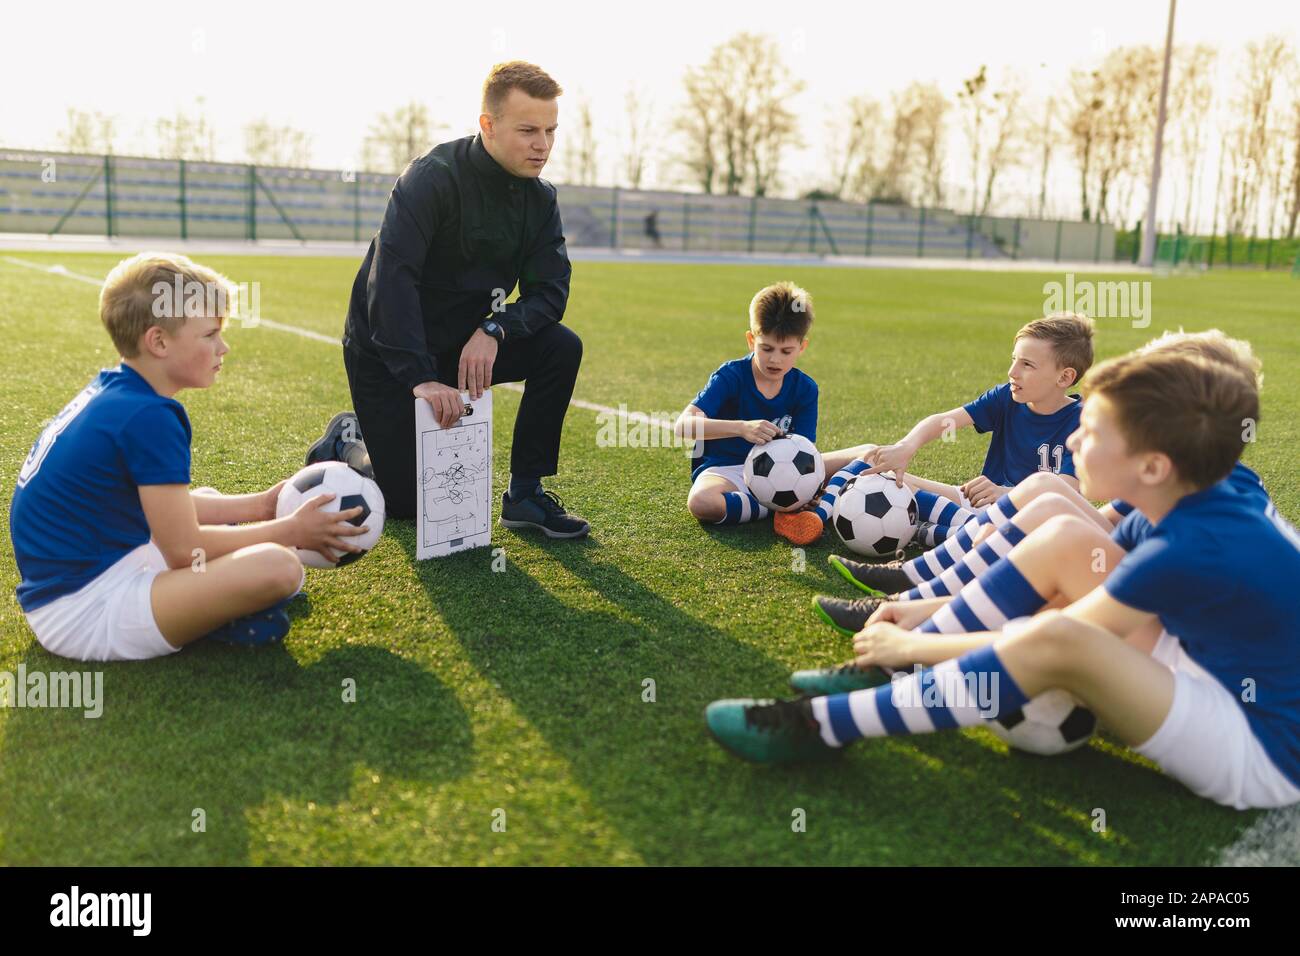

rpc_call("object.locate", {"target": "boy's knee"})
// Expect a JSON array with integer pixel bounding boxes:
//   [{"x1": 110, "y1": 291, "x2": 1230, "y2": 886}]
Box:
[
  {"x1": 1005, "y1": 610, "x2": 1087, "y2": 681},
  {"x1": 251, "y1": 543, "x2": 303, "y2": 599},
  {"x1": 1039, "y1": 512, "x2": 1099, "y2": 548},
  {"x1": 687, "y1": 492, "x2": 724, "y2": 523},
  {"x1": 1021, "y1": 492, "x2": 1074, "y2": 523},
  {"x1": 1016, "y1": 470, "x2": 1064, "y2": 501}
]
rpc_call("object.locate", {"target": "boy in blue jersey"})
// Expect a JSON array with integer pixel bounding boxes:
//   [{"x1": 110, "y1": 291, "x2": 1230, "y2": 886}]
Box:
[
  {"x1": 10, "y1": 252, "x2": 369, "y2": 662},
  {"x1": 673, "y1": 281, "x2": 873, "y2": 527},
  {"x1": 708, "y1": 348, "x2": 1300, "y2": 810}
]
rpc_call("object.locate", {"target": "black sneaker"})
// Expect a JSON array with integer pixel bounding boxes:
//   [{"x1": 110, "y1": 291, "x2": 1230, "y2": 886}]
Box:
[
  {"x1": 827, "y1": 553, "x2": 913, "y2": 597},
  {"x1": 499, "y1": 489, "x2": 590, "y2": 539},
  {"x1": 812, "y1": 594, "x2": 889, "y2": 636},
  {"x1": 306, "y1": 411, "x2": 367, "y2": 471}
]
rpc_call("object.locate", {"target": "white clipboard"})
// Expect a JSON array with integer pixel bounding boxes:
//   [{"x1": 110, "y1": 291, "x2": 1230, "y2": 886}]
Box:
[{"x1": 415, "y1": 390, "x2": 493, "y2": 559}]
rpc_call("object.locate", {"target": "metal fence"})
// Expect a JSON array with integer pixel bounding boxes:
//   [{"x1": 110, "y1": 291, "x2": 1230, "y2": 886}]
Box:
[{"x1": 2, "y1": 148, "x2": 1118, "y2": 262}]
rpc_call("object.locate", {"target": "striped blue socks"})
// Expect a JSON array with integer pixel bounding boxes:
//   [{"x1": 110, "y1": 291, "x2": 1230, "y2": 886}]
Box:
[
  {"x1": 812, "y1": 459, "x2": 869, "y2": 523},
  {"x1": 715, "y1": 491, "x2": 770, "y2": 524},
  {"x1": 809, "y1": 645, "x2": 1030, "y2": 746},
  {"x1": 918, "y1": 555, "x2": 1046, "y2": 634},
  {"x1": 914, "y1": 488, "x2": 979, "y2": 529},
  {"x1": 900, "y1": 521, "x2": 1027, "y2": 600},
  {"x1": 902, "y1": 492, "x2": 1021, "y2": 583}
]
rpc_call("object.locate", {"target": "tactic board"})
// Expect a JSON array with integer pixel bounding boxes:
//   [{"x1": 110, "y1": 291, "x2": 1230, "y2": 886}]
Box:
[{"x1": 415, "y1": 390, "x2": 493, "y2": 559}]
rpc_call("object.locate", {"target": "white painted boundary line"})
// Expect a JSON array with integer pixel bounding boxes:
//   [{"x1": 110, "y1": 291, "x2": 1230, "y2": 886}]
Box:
[{"x1": 0, "y1": 255, "x2": 677, "y2": 430}]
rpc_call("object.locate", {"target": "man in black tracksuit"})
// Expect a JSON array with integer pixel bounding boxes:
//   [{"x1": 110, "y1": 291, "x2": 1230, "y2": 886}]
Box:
[{"x1": 307, "y1": 62, "x2": 589, "y2": 539}]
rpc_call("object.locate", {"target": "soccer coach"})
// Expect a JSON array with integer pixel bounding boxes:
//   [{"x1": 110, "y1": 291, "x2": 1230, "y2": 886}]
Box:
[{"x1": 323, "y1": 61, "x2": 589, "y2": 539}]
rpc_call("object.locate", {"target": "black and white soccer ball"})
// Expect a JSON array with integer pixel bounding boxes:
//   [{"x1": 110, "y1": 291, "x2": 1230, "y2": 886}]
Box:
[
  {"x1": 988, "y1": 689, "x2": 1097, "y2": 756},
  {"x1": 275, "y1": 461, "x2": 385, "y2": 569},
  {"x1": 743, "y1": 435, "x2": 825, "y2": 512},
  {"x1": 831, "y1": 474, "x2": 919, "y2": 557}
]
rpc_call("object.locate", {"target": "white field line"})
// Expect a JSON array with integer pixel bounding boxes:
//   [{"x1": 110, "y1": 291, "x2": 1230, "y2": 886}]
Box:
[{"x1": 1, "y1": 255, "x2": 678, "y2": 431}]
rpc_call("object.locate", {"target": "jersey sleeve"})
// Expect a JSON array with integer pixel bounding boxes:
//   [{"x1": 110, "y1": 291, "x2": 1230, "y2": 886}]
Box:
[
  {"x1": 119, "y1": 403, "x2": 192, "y2": 486},
  {"x1": 789, "y1": 377, "x2": 818, "y2": 444},
  {"x1": 963, "y1": 383, "x2": 1009, "y2": 434},
  {"x1": 692, "y1": 364, "x2": 738, "y2": 419},
  {"x1": 1057, "y1": 444, "x2": 1078, "y2": 477},
  {"x1": 1104, "y1": 535, "x2": 1219, "y2": 612}
]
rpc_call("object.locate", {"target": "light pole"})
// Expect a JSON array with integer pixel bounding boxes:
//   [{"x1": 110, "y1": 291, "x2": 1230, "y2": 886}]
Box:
[{"x1": 1139, "y1": 0, "x2": 1178, "y2": 268}]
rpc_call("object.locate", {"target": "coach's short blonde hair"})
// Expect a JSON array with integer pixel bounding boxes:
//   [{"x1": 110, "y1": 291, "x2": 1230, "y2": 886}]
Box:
[
  {"x1": 99, "y1": 252, "x2": 234, "y2": 357},
  {"x1": 1083, "y1": 351, "x2": 1258, "y2": 491},
  {"x1": 1016, "y1": 312, "x2": 1095, "y2": 386},
  {"x1": 481, "y1": 61, "x2": 563, "y2": 117},
  {"x1": 1139, "y1": 328, "x2": 1263, "y2": 391}
]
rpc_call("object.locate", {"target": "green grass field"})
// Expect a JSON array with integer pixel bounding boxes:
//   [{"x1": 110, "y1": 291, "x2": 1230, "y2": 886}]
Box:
[{"x1": 1, "y1": 251, "x2": 1296, "y2": 865}]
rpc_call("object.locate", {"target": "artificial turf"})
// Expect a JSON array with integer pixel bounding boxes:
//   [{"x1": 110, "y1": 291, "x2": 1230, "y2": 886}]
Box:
[{"x1": 1, "y1": 252, "x2": 1295, "y2": 864}]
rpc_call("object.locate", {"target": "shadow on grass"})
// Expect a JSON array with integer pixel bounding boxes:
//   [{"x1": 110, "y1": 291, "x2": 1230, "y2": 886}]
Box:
[
  {"x1": 398, "y1": 527, "x2": 1252, "y2": 865},
  {"x1": 0, "y1": 615, "x2": 472, "y2": 865}
]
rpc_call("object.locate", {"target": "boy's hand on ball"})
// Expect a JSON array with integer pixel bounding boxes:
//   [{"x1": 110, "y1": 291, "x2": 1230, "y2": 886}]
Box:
[
  {"x1": 413, "y1": 381, "x2": 464, "y2": 429},
  {"x1": 739, "y1": 419, "x2": 781, "y2": 444},
  {"x1": 862, "y1": 443, "x2": 914, "y2": 486},
  {"x1": 853, "y1": 622, "x2": 914, "y2": 669},
  {"x1": 289, "y1": 493, "x2": 369, "y2": 561}
]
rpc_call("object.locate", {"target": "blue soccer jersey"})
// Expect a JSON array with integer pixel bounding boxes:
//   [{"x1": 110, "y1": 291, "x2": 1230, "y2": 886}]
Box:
[
  {"x1": 1111, "y1": 463, "x2": 1287, "y2": 551},
  {"x1": 11, "y1": 364, "x2": 192, "y2": 613},
  {"x1": 688, "y1": 355, "x2": 818, "y2": 481},
  {"x1": 1105, "y1": 479, "x2": 1300, "y2": 788},
  {"x1": 963, "y1": 383, "x2": 1081, "y2": 486}
]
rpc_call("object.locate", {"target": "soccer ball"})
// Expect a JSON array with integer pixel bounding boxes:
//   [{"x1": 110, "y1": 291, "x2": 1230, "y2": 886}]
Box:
[
  {"x1": 831, "y1": 474, "x2": 919, "y2": 557},
  {"x1": 988, "y1": 689, "x2": 1097, "y2": 756},
  {"x1": 743, "y1": 435, "x2": 825, "y2": 512},
  {"x1": 275, "y1": 461, "x2": 385, "y2": 569}
]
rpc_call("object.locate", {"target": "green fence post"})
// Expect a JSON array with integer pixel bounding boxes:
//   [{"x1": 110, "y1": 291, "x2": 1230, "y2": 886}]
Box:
[
  {"x1": 1266, "y1": 236, "x2": 1273, "y2": 270},
  {"x1": 917, "y1": 206, "x2": 926, "y2": 258},
  {"x1": 1207, "y1": 230, "x2": 1216, "y2": 269},
  {"x1": 865, "y1": 202, "x2": 874, "y2": 256},
  {"x1": 1011, "y1": 217, "x2": 1021, "y2": 260},
  {"x1": 1098, "y1": 220, "x2": 1106, "y2": 263},
  {"x1": 747, "y1": 196, "x2": 757, "y2": 253},
  {"x1": 808, "y1": 202, "x2": 817, "y2": 254},
  {"x1": 609, "y1": 186, "x2": 619, "y2": 249},
  {"x1": 1246, "y1": 234, "x2": 1255, "y2": 267},
  {"x1": 353, "y1": 174, "x2": 361, "y2": 242},
  {"x1": 966, "y1": 215, "x2": 975, "y2": 258},
  {"x1": 247, "y1": 165, "x2": 256, "y2": 241},
  {"x1": 1226, "y1": 233, "x2": 1233, "y2": 268},
  {"x1": 682, "y1": 197, "x2": 689, "y2": 251},
  {"x1": 103, "y1": 154, "x2": 114, "y2": 238},
  {"x1": 1053, "y1": 220, "x2": 1063, "y2": 262},
  {"x1": 178, "y1": 159, "x2": 187, "y2": 240}
]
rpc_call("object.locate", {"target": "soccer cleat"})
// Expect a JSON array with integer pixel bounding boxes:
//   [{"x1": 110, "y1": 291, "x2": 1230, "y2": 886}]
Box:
[
  {"x1": 789, "y1": 662, "x2": 890, "y2": 695},
  {"x1": 705, "y1": 697, "x2": 839, "y2": 763},
  {"x1": 812, "y1": 594, "x2": 888, "y2": 636},
  {"x1": 773, "y1": 509, "x2": 824, "y2": 546},
  {"x1": 499, "y1": 489, "x2": 590, "y2": 539},
  {"x1": 206, "y1": 597, "x2": 292, "y2": 647},
  {"x1": 827, "y1": 553, "x2": 912, "y2": 597},
  {"x1": 305, "y1": 411, "x2": 370, "y2": 477}
]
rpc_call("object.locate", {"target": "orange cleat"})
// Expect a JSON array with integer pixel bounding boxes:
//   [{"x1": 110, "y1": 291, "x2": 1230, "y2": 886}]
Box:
[{"x1": 774, "y1": 509, "x2": 824, "y2": 546}]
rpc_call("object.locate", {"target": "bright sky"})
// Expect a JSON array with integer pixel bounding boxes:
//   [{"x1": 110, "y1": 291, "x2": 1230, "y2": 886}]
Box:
[{"x1": 2, "y1": 0, "x2": 1297, "y2": 227}]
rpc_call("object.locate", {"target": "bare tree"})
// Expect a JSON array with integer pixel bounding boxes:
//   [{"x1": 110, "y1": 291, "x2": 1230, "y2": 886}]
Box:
[
  {"x1": 621, "y1": 85, "x2": 654, "y2": 189},
  {"x1": 827, "y1": 94, "x2": 884, "y2": 201},
  {"x1": 565, "y1": 97, "x2": 599, "y2": 186},
  {"x1": 1170, "y1": 44, "x2": 1217, "y2": 231},
  {"x1": 673, "y1": 32, "x2": 803, "y2": 196},
  {"x1": 1066, "y1": 67, "x2": 1104, "y2": 220},
  {"x1": 1029, "y1": 94, "x2": 1056, "y2": 218},
  {"x1": 359, "y1": 102, "x2": 442, "y2": 174},
  {"x1": 1223, "y1": 36, "x2": 1293, "y2": 236},
  {"x1": 957, "y1": 65, "x2": 989, "y2": 214},
  {"x1": 1287, "y1": 95, "x2": 1300, "y2": 237},
  {"x1": 979, "y1": 75, "x2": 1024, "y2": 216},
  {"x1": 152, "y1": 99, "x2": 216, "y2": 161},
  {"x1": 1093, "y1": 46, "x2": 1163, "y2": 224},
  {"x1": 903, "y1": 82, "x2": 949, "y2": 206},
  {"x1": 57, "y1": 109, "x2": 118, "y2": 155},
  {"x1": 243, "y1": 119, "x2": 313, "y2": 167}
]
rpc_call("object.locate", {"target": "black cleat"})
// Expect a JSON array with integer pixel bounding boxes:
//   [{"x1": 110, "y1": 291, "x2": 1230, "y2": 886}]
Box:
[
  {"x1": 812, "y1": 594, "x2": 889, "y2": 636},
  {"x1": 827, "y1": 553, "x2": 913, "y2": 597},
  {"x1": 499, "y1": 489, "x2": 590, "y2": 539},
  {"x1": 306, "y1": 411, "x2": 372, "y2": 479}
]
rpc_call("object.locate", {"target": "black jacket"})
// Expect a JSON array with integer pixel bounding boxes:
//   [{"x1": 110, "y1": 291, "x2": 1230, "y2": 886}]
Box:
[{"x1": 342, "y1": 133, "x2": 571, "y2": 390}]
